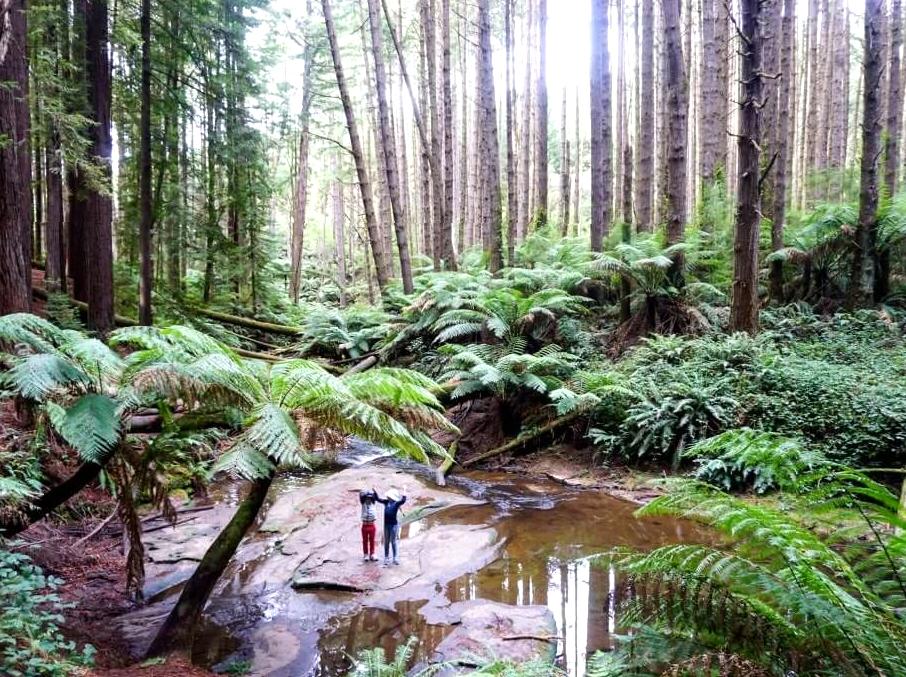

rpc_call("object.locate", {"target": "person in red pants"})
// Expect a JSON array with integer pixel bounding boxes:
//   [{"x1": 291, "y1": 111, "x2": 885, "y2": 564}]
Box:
[{"x1": 359, "y1": 490, "x2": 378, "y2": 562}]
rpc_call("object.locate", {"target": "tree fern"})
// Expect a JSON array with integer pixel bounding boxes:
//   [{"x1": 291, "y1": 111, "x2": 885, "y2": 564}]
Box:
[{"x1": 599, "y1": 475, "x2": 906, "y2": 675}]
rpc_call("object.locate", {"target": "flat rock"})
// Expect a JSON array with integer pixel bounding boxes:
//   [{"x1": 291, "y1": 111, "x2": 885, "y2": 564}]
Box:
[{"x1": 428, "y1": 599, "x2": 557, "y2": 667}]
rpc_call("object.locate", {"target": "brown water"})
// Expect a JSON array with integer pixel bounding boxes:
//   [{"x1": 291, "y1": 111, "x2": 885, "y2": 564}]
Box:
[
  {"x1": 130, "y1": 452, "x2": 707, "y2": 676},
  {"x1": 305, "y1": 471, "x2": 705, "y2": 677}
]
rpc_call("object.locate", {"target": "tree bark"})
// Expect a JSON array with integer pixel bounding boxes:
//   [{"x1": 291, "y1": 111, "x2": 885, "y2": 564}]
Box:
[
  {"x1": 848, "y1": 0, "x2": 883, "y2": 307},
  {"x1": 84, "y1": 0, "x2": 114, "y2": 334},
  {"x1": 590, "y1": 0, "x2": 612, "y2": 252},
  {"x1": 138, "y1": 0, "x2": 153, "y2": 325},
  {"x1": 637, "y1": 0, "x2": 654, "y2": 232},
  {"x1": 558, "y1": 89, "x2": 570, "y2": 234},
  {"x1": 146, "y1": 476, "x2": 273, "y2": 656},
  {"x1": 572, "y1": 90, "x2": 580, "y2": 235},
  {"x1": 532, "y1": 0, "x2": 548, "y2": 229},
  {"x1": 662, "y1": 0, "x2": 688, "y2": 282},
  {"x1": 0, "y1": 0, "x2": 32, "y2": 315},
  {"x1": 699, "y1": 0, "x2": 721, "y2": 192},
  {"x1": 439, "y1": 0, "x2": 456, "y2": 269},
  {"x1": 519, "y1": 0, "x2": 533, "y2": 242},
  {"x1": 323, "y1": 0, "x2": 390, "y2": 292},
  {"x1": 770, "y1": 0, "x2": 796, "y2": 304},
  {"x1": 505, "y1": 0, "x2": 517, "y2": 265},
  {"x1": 476, "y1": 0, "x2": 501, "y2": 271},
  {"x1": 730, "y1": 0, "x2": 764, "y2": 334},
  {"x1": 366, "y1": 0, "x2": 413, "y2": 293},
  {"x1": 885, "y1": 0, "x2": 902, "y2": 195},
  {"x1": 289, "y1": 1, "x2": 315, "y2": 303}
]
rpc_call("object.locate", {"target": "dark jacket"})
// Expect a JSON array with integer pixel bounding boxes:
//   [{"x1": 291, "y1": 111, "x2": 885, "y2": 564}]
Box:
[{"x1": 375, "y1": 493, "x2": 407, "y2": 527}]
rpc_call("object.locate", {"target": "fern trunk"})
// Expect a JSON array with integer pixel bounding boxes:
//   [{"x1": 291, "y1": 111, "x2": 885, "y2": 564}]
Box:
[
  {"x1": 0, "y1": 457, "x2": 110, "y2": 538},
  {"x1": 146, "y1": 475, "x2": 273, "y2": 657}
]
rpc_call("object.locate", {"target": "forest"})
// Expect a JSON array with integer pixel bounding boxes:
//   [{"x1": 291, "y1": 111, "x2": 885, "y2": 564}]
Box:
[{"x1": 1, "y1": 0, "x2": 906, "y2": 674}]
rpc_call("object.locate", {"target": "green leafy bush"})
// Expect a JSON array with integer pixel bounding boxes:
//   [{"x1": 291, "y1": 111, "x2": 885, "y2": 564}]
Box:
[
  {"x1": 0, "y1": 549, "x2": 95, "y2": 676},
  {"x1": 685, "y1": 429, "x2": 828, "y2": 493}
]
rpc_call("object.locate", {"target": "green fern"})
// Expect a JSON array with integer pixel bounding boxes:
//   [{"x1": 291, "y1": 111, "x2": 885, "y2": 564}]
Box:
[{"x1": 599, "y1": 475, "x2": 906, "y2": 675}]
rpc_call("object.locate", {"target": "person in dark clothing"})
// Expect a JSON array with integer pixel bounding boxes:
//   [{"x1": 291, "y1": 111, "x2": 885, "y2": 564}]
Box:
[
  {"x1": 374, "y1": 488, "x2": 406, "y2": 565},
  {"x1": 359, "y1": 490, "x2": 378, "y2": 562}
]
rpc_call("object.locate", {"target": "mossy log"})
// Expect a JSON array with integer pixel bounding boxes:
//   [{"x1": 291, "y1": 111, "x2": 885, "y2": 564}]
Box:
[{"x1": 194, "y1": 307, "x2": 303, "y2": 336}]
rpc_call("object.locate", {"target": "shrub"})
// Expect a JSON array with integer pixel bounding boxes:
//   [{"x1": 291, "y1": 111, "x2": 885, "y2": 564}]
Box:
[{"x1": 0, "y1": 549, "x2": 95, "y2": 676}]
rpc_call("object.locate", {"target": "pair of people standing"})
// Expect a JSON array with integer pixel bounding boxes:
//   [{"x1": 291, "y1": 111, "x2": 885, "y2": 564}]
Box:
[{"x1": 359, "y1": 488, "x2": 407, "y2": 565}]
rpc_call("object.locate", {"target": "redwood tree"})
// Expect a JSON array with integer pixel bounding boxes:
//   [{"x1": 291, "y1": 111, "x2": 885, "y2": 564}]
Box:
[
  {"x1": 662, "y1": 0, "x2": 688, "y2": 281},
  {"x1": 848, "y1": 0, "x2": 884, "y2": 306},
  {"x1": 590, "y1": 0, "x2": 612, "y2": 252},
  {"x1": 730, "y1": 0, "x2": 764, "y2": 333},
  {"x1": 0, "y1": 0, "x2": 32, "y2": 314}
]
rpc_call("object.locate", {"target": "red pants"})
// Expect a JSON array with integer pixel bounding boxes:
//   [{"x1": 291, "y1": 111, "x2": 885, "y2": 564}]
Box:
[{"x1": 361, "y1": 523, "x2": 376, "y2": 557}]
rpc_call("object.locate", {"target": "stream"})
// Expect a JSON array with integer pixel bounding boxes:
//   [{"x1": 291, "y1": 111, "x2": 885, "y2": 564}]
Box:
[{"x1": 123, "y1": 447, "x2": 708, "y2": 676}]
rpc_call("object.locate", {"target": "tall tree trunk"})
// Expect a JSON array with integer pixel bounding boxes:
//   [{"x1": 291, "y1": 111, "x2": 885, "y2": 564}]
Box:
[
  {"x1": 84, "y1": 0, "x2": 114, "y2": 334},
  {"x1": 421, "y1": 0, "x2": 444, "y2": 271},
  {"x1": 637, "y1": 0, "x2": 654, "y2": 232},
  {"x1": 289, "y1": 3, "x2": 315, "y2": 303},
  {"x1": 885, "y1": 0, "x2": 902, "y2": 194},
  {"x1": 518, "y1": 0, "x2": 533, "y2": 242},
  {"x1": 333, "y1": 157, "x2": 347, "y2": 307},
  {"x1": 366, "y1": 0, "x2": 413, "y2": 293},
  {"x1": 0, "y1": 0, "x2": 32, "y2": 314},
  {"x1": 138, "y1": 0, "x2": 153, "y2": 325},
  {"x1": 322, "y1": 0, "x2": 390, "y2": 292},
  {"x1": 770, "y1": 0, "x2": 796, "y2": 303},
  {"x1": 476, "y1": 0, "x2": 501, "y2": 271},
  {"x1": 505, "y1": 0, "x2": 517, "y2": 265},
  {"x1": 532, "y1": 0, "x2": 548, "y2": 229},
  {"x1": 559, "y1": 89, "x2": 571, "y2": 234},
  {"x1": 848, "y1": 0, "x2": 883, "y2": 307},
  {"x1": 590, "y1": 0, "x2": 612, "y2": 252},
  {"x1": 730, "y1": 0, "x2": 764, "y2": 333},
  {"x1": 146, "y1": 476, "x2": 273, "y2": 656},
  {"x1": 662, "y1": 0, "x2": 688, "y2": 282},
  {"x1": 699, "y1": 0, "x2": 720, "y2": 194},
  {"x1": 439, "y1": 0, "x2": 456, "y2": 269},
  {"x1": 418, "y1": 24, "x2": 433, "y2": 259},
  {"x1": 572, "y1": 90, "x2": 580, "y2": 235}
]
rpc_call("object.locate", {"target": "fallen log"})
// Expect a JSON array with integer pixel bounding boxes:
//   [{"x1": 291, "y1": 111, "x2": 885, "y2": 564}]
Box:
[
  {"x1": 194, "y1": 307, "x2": 303, "y2": 336},
  {"x1": 345, "y1": 354, "x2": 379, "y2": 374},
  {"x1": 32, "y1": 286, "x2": 138, "y2": 327},
  {"x1": 459, "y1": 412, "x2": 582, "y2": 468}
]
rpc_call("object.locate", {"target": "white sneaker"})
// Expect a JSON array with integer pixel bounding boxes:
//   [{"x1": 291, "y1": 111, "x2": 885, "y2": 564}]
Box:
[
  {"x1": 393, "y1": 559, "x2": 400, "y2": 566},
  {"x1": 363, "y1": 556, "x2": 369, "y2": 562},
  {"x1": 383, "y1": 558, "x2": 390, "y2": 566}
]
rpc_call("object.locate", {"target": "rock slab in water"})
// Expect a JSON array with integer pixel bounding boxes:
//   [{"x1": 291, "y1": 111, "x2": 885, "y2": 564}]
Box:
[{"x1": 428, "y1": 600, "x2": 557, "y2": 667}]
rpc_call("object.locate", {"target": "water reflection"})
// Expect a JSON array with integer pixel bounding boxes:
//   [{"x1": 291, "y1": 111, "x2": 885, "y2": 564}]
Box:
[{"x1": 446, "y1": 555, "x2": 620, "y2": 676}]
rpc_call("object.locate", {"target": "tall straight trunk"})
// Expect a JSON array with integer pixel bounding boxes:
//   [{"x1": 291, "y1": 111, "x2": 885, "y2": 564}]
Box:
[
  {"x1": 590, "y1": 0, "x2": 612, "y2": 252},
  {"x1": 770, "y1": 0, "x2": 796, "y2": 303},
  {"x1": 33, "y1": 130, "x2": 43, "y2": 263},
  {"x1": 68, "y1": 1, "x2": 88, "y2": 303},
  {"x1": 614, "y1": 0, "x2": 625, "y2": 222},
  {"x1": 138, "y1": 0, "x2": 153, "y2": 325},
  {"x1": 621, "y1": 143, "x2": 634, "y2": 321},
  {"x1": 885, "y1": 0, "x2": 902, "y2": 194},
  {"x1": 637, "y1": 0, "x2": 655, "y2": 232},
  {"x1": 827, "y1": 0, "x2": 848, "y2": 191},
  {"x1": 532, "y1": 0, "x2": 549, "y2": 229},
  {"x1": 730, "y1": 0, "x2": 764, "y2": 333},
  {"x1": 422, "y1": 0, "x2": 444, "y2": 269},
  {"x1": 458, "y1": 4, "x2": 468, "y2": 252},
  {"x1": 848, "y1": 0, "x2": 883, "y2": 307},
  {"x1": 418, "y1": 25, "x2": 433, "y2": 259},
  {"x1": 333, "y1": 158, "x2": 347, "y2": 307},
  {"x1": 366, "y1": 0, "x2": 413, "y2": 293},
  {"x1": 518, "y1": 0, "x2": 533, "y2": 241},
  {"x1": 0, "y1": 0, "x2": 32, "y2": 314},
  {"x1": 289, "y1": 4, "x2": 315, "y2": 303},
  {"x1": 84, "y1": 0, "x2": 114, "y2": 334},
  {"x1": 805, "y1": 0, "x2": 822, "y2": 181},
  {"x1": 662, "y1": 0, "x2": 688, "y2": 281},
  {"x1": 322, "y1": 0, "x2": 390, "y2": 292},
  {"x1": 699, "y1": 0, "x2": 720, "y2": 193},
  {"x1": 476, "y1": 0, "x2": 501, "y2": 270},
  {"x1": 505, "y1": 0, "x2": 517, "y2": 265},
  {"x1": 558, "y1": 89, "x2": 571, "y2": 233},
  {"x1": 146, "y1": 476, "x2": 273, "y2": 656},
  {"x1": 572, "y1": 91, "x2": 580, "y2": 235},
  {"x1": 440, "y1": 0, "x2": 456, "y2": 269},
  {"x1": 43, "y1": 2, "x2": 65, "y2": 293},
  {"x1": 760, "y1": 0, "x2": 782, "y2": 230}
]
